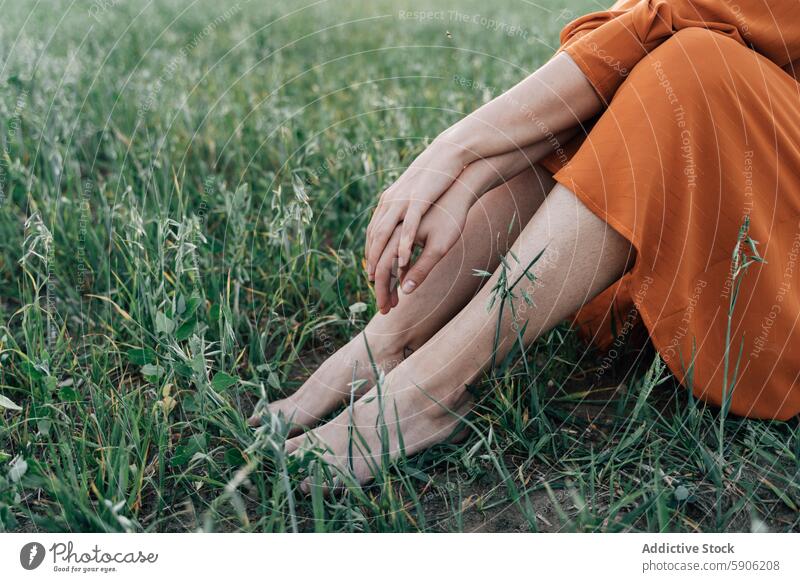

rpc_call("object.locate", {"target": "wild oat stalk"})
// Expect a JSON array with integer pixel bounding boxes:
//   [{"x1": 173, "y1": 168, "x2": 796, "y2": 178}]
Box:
[
  {"x1": 244, "y1": 411, "x2": 298, "y2": 532},
  {"x1": 720, "y1": 216, "x2": 764, "y2": 460},
  {"x1": 716, "y1": 216, "x2": 764, "y2": 525},
  {"x1": 485, "y1": 247, "x2": 547, "y2": 372}
]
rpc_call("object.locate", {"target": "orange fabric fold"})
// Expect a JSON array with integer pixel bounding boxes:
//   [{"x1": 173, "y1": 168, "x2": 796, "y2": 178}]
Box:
[
  {"x1": 561, "y1": 0, "x2": 800, "y2": 101},
  {"x1": 539, "y1": 1, "x2": 800, "y2": 420}
]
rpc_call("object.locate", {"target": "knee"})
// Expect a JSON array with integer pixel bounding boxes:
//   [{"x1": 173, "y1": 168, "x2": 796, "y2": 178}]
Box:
[
  {"x1": 650, "y1": 27, "x2": 729, "y2": 64},
  {"x1": 623, "y1": 28, "x2": 744, "y2": 102},
  {"x1": 659, "y1": 27, "x2": 723, "y2": 54}
]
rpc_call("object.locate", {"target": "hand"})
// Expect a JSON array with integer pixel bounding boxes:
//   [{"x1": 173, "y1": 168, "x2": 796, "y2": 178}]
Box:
[
  {"x1": 365, "y1": 138, "x2": 470, "y2": 279},
  {"x1": 372, "y1": 175, "x2": 473, "y2": 314},
  {"x1": 366, "y1": 51, "x2": 600, "y2": 285},
  {"x1": 371, "y1": 130, "x2": 579, "y2": 313}
]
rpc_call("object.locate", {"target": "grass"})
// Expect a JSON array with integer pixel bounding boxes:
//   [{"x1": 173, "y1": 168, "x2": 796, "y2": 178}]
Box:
[{"x1": 0, "y1": 0, "x2": 798, "y2": 532}]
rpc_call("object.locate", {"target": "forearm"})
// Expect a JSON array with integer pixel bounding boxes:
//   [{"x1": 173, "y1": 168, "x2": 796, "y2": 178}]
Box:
[
  {"x1": 437, "y1": 52, "x2": 601, "y2": 164},
  {"x1": 460, "y1": 127, "x2": 578, "y2": 199},
  {"x1": 367, "y1": 51, "x2": 600, "y2": 274}
]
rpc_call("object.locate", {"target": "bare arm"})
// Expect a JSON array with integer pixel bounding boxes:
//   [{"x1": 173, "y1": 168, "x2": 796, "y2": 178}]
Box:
[
  {"x1": 437, "y1": 52, "x2": 601, "y2": 165},
  {"x1": 366, "y1": 52, "x2": 602, "y2": 273}
]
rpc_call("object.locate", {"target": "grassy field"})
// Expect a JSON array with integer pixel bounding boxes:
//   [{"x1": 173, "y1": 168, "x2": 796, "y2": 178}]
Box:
[{"x1": 0, "y1": 0, "x2": 797, "y2": 533}]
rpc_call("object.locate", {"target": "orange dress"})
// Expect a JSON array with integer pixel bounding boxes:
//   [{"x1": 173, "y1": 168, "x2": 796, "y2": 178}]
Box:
[{"x1": 539, "y1": 0, "x2": 800, "y2": 420}]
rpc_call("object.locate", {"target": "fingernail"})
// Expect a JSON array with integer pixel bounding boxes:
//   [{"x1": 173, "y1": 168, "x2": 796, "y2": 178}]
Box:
[
  {"x1": 398, "y1": 256, "x2": 408, "y2": 268},
  {"x1": 366, "y1": 262, "x2": 373, "y2": 273},
  {"x1": 401, "y1": 280, "x2": 416, "y2": 294}
]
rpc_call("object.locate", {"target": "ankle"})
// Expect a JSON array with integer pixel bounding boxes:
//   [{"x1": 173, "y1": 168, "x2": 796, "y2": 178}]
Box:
[
  {"x1": 408, "y1": 374, "x2": 471, "y2": 419},
  {"x1": 392, "y1": 358, "x2": 470, "y2": 416},
  {"x1": 359, "y1": 324, "x2": 420, "y2": 373},
  {"x1": 341, "y1": 331, "x2": 404, "y2": 377}
]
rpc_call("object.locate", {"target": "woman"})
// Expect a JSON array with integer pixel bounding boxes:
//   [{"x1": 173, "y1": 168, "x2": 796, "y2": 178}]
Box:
[{"x1": 251, "y1": 0, "x2": 800, "y2": 486}]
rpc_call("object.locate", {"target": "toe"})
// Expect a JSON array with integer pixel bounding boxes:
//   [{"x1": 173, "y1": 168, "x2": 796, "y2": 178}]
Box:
[
  {"x1": 285, "y1": 434, "x2": 304, "y2": 454},
  {"x1": 248, "y1": 399, "x2": 308, "y2": 437}
]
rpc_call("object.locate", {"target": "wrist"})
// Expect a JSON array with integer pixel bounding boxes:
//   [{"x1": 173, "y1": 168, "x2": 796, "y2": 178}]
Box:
[
  {"x1": 449, "y1": 159, "x2": 495, "y2": 206},
  {"x1": 433, "y1": 124, "x2": 480, "y2": 167}
]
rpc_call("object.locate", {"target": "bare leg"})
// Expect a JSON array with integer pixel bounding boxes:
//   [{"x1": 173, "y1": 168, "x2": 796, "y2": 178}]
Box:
[
  {"x1": 288, "y1": 184, "x2": 635, "y2": 485},
  {"x1": 251, "y1": 166, "x2": 555, "y2": 430}
]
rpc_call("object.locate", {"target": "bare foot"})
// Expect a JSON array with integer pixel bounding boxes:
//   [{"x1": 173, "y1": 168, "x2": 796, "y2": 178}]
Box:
[
  {"x1": 285, "y1": 354, "x2": 472, "y2": 488},
  {"x1": 248, "y1": 331, "x2": 407, "y2": 434}
]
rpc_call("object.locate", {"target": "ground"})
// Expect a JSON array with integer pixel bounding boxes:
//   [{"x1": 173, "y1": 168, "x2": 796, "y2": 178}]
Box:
[{"x1": 0, "y1": 0, "x2": 797, "y2": 533}]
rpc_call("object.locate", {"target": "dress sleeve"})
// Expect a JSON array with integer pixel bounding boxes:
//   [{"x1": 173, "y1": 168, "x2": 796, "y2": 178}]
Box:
[{"x1": 559, "y1": 0, "x2": 800, "y2": 101}]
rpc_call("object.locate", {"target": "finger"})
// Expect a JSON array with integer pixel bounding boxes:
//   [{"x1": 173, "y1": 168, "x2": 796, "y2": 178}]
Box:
[
  {"x1": 365, "y1": 205, "x2": 387, "y2": 274},
  {"x1": 365, "y1": 188, "x2": 394, "y2": 263},
  {"x1": 397, "y1": 205, "x2": 423, "y2": 269},
  {"x1": 394, "y1": 262, "x2": 410, "y2": 308},
  {"x1": 374, "y1": 230, "x2": 400, "y2": 314},
  {"x1": 364, "y1": 229, "x2": 371, "y2": 277},
  {"x1": 365, "y1": 214, "x2": 381, "y2": 276},
  {"x1": 367, "y1": 211, "x2": 402, "y2": 279},
  {"x1": 400, "y1": 241, "x2": 450, "y2": 295}
]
